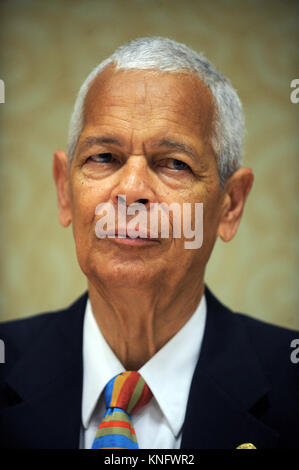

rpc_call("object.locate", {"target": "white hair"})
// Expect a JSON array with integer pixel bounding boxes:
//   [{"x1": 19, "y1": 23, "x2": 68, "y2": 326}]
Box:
[{"x1": 67, "y1": 37, "x2": 244, "y2": 187}]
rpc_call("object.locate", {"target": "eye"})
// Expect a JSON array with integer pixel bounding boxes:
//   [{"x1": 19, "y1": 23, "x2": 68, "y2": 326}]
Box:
[
  {"x1": 87, "y1": 153, "x2": 115, "y2": 163},
  {"x1": 158, "y1": 158, "x2": 191, "y2": 171}
]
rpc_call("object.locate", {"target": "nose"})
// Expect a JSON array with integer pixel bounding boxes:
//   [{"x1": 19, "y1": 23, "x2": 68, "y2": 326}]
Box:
[{"x1": 111, "y1": 156, "x2": 156, "y2": 208}]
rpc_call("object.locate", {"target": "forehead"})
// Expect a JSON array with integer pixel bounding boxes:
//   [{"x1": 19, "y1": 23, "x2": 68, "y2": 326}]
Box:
[{"x1": 83, "y1": 65, "x2": 214, "y2": 139}]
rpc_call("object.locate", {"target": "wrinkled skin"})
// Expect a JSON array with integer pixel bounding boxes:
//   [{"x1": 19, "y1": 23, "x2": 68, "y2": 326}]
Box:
[{"x1": 53, "y1": 66, "x2": 253, "y2": 369}]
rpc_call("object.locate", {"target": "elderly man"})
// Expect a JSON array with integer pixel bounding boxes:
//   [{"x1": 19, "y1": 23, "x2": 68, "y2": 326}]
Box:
[{"x1": 0, "y1": 37, "x2": 298, "y2": 450}]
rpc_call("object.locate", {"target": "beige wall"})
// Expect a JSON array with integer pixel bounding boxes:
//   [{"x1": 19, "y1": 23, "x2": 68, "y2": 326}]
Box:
[{"x1": 0, "y1": 0, "x2": 298, "y2": 329}]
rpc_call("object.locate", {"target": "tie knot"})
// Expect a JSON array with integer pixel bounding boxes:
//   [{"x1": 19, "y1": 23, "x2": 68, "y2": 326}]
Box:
[{"x1": 105, "y1": 371, "x2": 152, "y2": 415}]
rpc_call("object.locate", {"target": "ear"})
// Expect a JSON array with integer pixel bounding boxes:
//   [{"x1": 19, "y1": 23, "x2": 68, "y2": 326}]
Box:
[
  {"x1": 53, "y1": 150, "x2": 72, "y2": 227},
  {"x1": 217, "y1": 167, "x2": 254, "y2": 242}
]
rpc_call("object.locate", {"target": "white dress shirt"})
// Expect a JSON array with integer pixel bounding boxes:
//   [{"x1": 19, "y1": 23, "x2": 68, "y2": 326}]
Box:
[{"x1": 80, "y1": 295, "x2": 207, "y2": 449}]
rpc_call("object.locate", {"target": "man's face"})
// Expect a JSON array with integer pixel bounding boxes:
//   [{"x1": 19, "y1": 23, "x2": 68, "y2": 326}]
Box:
[{"x1": 60, "y1": 66, "x2": 225, "y2": 289}]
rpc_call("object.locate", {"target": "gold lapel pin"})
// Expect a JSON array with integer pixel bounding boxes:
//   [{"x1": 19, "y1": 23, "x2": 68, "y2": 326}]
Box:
[{"x1": 236, "y1": 443, "x2": 257, "y2": 449}]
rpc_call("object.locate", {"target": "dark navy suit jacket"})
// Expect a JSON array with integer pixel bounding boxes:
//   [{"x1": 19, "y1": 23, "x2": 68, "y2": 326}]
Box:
[{"x1": 0, "y1": 287, "x2": 298, "y2": 449}]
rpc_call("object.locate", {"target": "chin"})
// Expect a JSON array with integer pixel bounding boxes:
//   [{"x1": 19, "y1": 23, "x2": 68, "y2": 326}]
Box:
[{"x1": 89, "y1": 258, "x2": 161, "y2": 289}]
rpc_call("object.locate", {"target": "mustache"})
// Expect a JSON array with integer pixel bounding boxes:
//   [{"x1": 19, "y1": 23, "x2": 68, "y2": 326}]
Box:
[
  {"x1": 94, "y1": 200, "x2": 176, "y2": 239},
  {"x1": 93, "y1": 197, "x2": 204, "y2": 249},
  {"x1": 96, "y1": 220, "x2": 169, "y2": 239}
]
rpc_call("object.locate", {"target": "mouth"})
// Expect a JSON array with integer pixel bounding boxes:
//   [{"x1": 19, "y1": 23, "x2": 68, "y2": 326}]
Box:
[
  {"x1": 105, "y1": 229, "x2": 160, "y2": 247},
  {"x1": 109, "y1": 236, "x2": 160, "y2": 246}
]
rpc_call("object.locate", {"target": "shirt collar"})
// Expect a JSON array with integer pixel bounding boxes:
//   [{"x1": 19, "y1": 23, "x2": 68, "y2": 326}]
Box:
[
  {"x1": 139, "y1": 296, "x2": 206, "y2": 437},
  {"x1": 82, "y1": 295, "x2": 207, "y2": 438},
  {"x1": 82, "y1": 300, "x2": 125, "y2": 429}
]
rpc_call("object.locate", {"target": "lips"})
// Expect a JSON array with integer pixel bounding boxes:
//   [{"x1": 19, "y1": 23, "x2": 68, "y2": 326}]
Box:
[
  {"x1": 106, "y1": 227, "x2": 159, "y2": 241},
  {"x1": 104, "y1": 227, "x2": 160, "y2": 246}
]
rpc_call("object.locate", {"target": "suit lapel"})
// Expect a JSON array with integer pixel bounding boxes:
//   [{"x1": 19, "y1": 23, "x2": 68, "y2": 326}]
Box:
[
  {"x1": 1, "y1": 293, "x2": 87, "y2": 449},
  {"x1": 2, "y1": 288, "x2": 280, "y2": 449},
  {"x1": 180, "y1": 287, "x2": 280, "y2": 449}
]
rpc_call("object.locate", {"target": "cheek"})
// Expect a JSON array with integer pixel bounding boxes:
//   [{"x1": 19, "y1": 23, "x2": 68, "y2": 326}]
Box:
[
  {"x1": 71, "y1": 179, "x2": 110, "y2": 225},
  {"x1": 187, "y1": 180, "x2": 221, "y2": 236},
  {"x1": 202, "y1": 194, "x2": 222, "y2": 241},
  {"x1": 72, "y1": 192, "x2": 95, "y2": 227}
]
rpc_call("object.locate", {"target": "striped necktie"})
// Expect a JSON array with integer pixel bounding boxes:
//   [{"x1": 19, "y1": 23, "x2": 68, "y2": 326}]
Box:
[{"x1": 91, "y1": 371, "x2": 153, "y2": 449}]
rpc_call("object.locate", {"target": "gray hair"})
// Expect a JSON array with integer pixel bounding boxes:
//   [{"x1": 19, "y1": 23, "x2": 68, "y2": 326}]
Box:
[{"x1": 67, "y1": 37, "x2": 244, "y2": 187}]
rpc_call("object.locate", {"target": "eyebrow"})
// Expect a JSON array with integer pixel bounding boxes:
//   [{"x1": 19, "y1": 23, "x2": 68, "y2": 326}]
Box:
[
  {"x1": 77, "y1": 136, "x2": 123, "y2": 154},
  {"x1": 155, "y1": 139, "x2": 199, "y2": 161},
  {"x1": 77, "y1": 135, "x2": 199, "y2": 162}
]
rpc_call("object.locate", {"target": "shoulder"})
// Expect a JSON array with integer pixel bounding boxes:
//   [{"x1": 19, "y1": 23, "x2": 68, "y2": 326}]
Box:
[
  {"x1": 203, "y1": 287, "x2": 299, "y2": 448},
  {"x1": 0, "y1": 292, "x2": 88, "y2": 375},
  {"x1": 1, "y1": 309, "x2": 63, "y2": 338},
  {"x1": 234, "y1": 310, "x2": 298, "y2": 345},
  {"x1": 205, "y1": 285, "x2": 298, "y2": 356},
  {"x1": 0, "y1": 294, "x2": 86, "y2": 340},
  {"x1": 0, "y1": 292, "x2": 88, "y2": 335},
  {"x1": 205, "y1": 285, "x2": 299, "y2": 386},
  {"x1": 0, "y1": 311, "x2": 59, "y2": 371},
  {"x1": 234, "y1": 311, "x2": 299, "y2": 383},
  {"x1": 234, "y1": 311, "x2": 298, "y2": 363}
]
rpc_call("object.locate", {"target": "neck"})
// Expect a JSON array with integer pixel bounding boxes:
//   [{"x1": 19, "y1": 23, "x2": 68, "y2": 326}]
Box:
[{"x1": 87, "y1": 275, "x2": 204, "y2": 370}]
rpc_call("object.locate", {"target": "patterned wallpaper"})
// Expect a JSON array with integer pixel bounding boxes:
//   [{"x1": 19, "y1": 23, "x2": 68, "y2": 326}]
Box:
[{"x1": 0, "y1": 0, "x2": 298, "y2": 329}]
